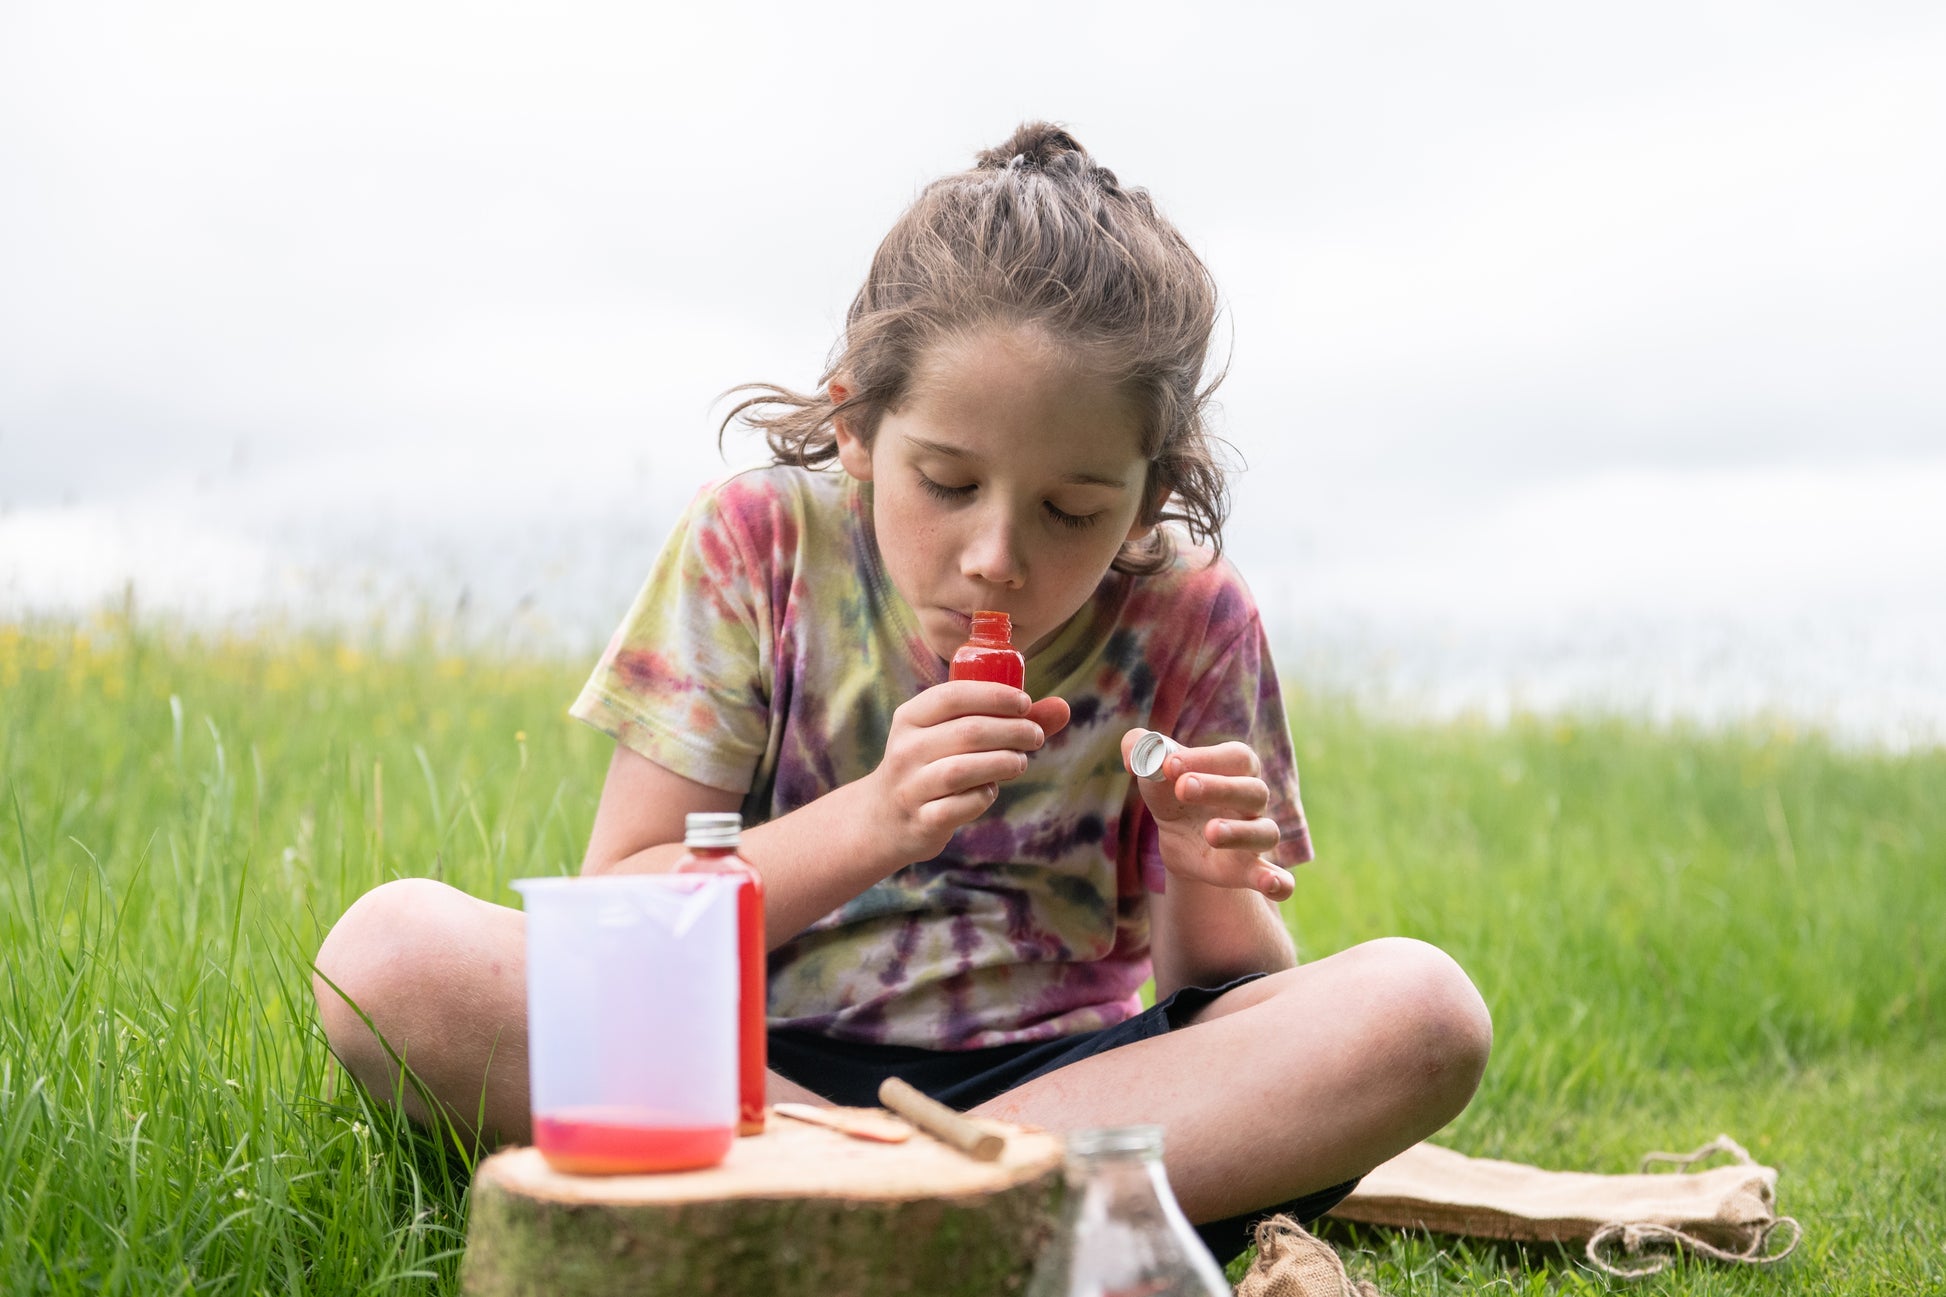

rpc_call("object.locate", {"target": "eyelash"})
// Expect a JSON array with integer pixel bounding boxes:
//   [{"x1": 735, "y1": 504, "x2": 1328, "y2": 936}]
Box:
[
  {"x1": 916, "y1": 473, "x2": 973, "y2": 503},
  {"x1": 916, "y1": 473, "x2": 1100, "y2": 530}
]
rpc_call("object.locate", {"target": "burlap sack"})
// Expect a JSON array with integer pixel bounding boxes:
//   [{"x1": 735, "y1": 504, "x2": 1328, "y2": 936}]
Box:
[
  {"x1": 1233, "y1": 1215, "x2": 1386, "y2": 1297},
  {"x1": 1324, "y1": 1135, "x2": 1800, "y2": 1277}
]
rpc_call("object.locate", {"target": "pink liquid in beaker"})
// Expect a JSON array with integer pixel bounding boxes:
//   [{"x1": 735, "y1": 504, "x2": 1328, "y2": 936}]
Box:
[{"x1": 533, "y1": 1106, "x2": 734, "y2": 1174}]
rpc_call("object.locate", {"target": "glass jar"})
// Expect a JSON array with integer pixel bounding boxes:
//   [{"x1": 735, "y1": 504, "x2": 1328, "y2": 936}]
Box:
[{"x1": 1025, "y1": 1125, "x2": 1230, "y2": 1297}]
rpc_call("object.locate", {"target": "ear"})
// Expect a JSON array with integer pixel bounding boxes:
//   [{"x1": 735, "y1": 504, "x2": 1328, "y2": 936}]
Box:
[{"x1": 830, "y1": 379, "x2": 874, "y2": 482}]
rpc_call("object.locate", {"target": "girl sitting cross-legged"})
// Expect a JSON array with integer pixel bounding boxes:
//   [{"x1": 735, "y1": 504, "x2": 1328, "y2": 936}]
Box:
[{"x1": 313, "y1": 120, "x2": 1493, "y2": 1264}]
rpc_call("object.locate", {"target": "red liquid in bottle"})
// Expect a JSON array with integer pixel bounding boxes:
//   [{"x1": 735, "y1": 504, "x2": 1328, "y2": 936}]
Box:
[
  {"x1": 949, "y1": 610, "x2": 1025, "y2": 688},
  {"x1": 674, "y1": 825, "x2": 767, "y2": 1137},
  {"x1": 533, "y1": 1106, "x2": 734, "y2": 1174}
]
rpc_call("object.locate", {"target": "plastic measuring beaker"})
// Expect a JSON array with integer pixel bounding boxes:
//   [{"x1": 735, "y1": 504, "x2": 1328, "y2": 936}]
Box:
[{"x1": 513, "y1": 874, "x2": 739, "y2": 1174}]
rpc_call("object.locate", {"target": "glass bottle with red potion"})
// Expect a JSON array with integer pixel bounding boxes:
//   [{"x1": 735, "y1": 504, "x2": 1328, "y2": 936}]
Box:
[
  {"x1": 673, "y1": 812, "x2": 767, "y2": 1136},
  {"x1": 950, "y1": 610, "x2": 1025, "y2": 687}
]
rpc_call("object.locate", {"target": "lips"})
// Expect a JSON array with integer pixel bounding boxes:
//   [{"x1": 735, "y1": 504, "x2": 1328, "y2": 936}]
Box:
[{"x1": 936, "y1": 607, "x2": 1027, "y2": 657}]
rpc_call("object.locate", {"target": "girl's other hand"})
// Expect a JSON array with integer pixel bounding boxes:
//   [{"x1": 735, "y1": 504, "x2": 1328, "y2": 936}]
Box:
[
  {"x1": 867, "y1": 683, "x2": 1070, "y2": 865},
  {"x1": 1122, "y1": 730, "x2": 1294, "y2": 901}
]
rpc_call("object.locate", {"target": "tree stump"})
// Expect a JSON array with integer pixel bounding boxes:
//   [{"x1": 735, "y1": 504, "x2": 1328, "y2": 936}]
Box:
[{"x1": 461, "y1": 1111, "x2": 1066, "y2": 1297}]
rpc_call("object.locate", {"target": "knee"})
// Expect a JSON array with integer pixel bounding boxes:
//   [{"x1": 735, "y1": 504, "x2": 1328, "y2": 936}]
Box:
[
  {"x1": 1356, "y1": 937, "x2": 1493, "y2": 1116},
  {"x1": 313, "y1": 878, "x2": 467, "y2": 1066}
]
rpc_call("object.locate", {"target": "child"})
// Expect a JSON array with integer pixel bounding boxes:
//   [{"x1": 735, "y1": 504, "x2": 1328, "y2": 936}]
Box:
[{"x1": 313, "y1": 122, "x2": 1492, "y2": 1262}]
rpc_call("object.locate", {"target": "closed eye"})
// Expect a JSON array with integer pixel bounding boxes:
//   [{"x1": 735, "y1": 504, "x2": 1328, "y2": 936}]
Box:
[
  {"x1": 916, "y1": 472, "x2": 975, "y2": 502},
  {"x1": 918, "y1": 471, "x2": 1102, "y2": 530},
  {"x1": 1043, "y1": 502, "x2": 1100, "y2": 530}
]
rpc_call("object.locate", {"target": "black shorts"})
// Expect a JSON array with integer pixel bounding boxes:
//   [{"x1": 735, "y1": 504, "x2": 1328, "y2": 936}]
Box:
[{"x1": 767, "y1": 973, "x2": 1360, "y2": 1263}]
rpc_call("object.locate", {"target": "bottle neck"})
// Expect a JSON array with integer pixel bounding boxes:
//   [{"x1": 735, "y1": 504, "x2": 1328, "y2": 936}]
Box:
[
  {"x1": 1066, "y1": 1127, "x2": 1180, "y2": 1219},
  {"x1": 1063, "y1": 1125, "x2": 1175, "y2": 1214},
  {"x1": 967, "y1": 611, "x2": 1013, "y2": 647},
  {"x1": 1066, "y1": 1146, "x2": 1169, "y2": 1195}
]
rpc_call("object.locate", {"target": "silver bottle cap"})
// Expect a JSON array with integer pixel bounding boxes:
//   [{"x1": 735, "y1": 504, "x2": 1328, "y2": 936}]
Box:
[
  {"x1": 684, "y1": 812, "x2": 742, "y2": 848},
  {"x1": 1128, "y1": 731, "x2": 1181, "y2": 781}
]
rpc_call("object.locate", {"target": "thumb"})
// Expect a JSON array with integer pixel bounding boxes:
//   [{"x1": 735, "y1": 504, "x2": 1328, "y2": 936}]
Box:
[{"x1": 1026, "y1": 695, "x2": 1071, "y2": 741}]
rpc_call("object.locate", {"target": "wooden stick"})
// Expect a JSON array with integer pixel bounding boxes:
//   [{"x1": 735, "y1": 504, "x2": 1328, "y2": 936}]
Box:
[
  {"x1": 772, "y1": 1103, "x2": 914, "y2": 1143},
  {"x1": 877, "y1": 1077, "x2": 1005, "y2": 1162}
]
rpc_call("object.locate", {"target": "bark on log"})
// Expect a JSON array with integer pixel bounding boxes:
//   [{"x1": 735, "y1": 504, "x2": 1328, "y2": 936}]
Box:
[{"x1": 461, "y1": 1110, "x2": 1065, "y2": 1297}]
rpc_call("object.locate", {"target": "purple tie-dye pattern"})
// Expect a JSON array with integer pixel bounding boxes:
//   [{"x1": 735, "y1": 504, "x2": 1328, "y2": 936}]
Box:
[{"x1": 570, "y1": 465, "x2": 1312, "y2": 1050}]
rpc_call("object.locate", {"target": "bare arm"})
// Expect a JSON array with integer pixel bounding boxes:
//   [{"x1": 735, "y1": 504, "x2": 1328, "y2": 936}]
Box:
[
  {"x1": 581, "y1": 747, "x2": 917, "y2": 947},
  {"x1": 582, "y1": 683, "x2": 1071, "y2": 949},
  {"x1": 1148, "y1": 868, "x2": 1296, "y2": 1000}
]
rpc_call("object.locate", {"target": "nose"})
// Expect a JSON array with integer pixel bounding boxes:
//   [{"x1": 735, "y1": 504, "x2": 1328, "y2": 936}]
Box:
[{"x1": 961, "y1": 504, "x2": 1028, "y2": 589}]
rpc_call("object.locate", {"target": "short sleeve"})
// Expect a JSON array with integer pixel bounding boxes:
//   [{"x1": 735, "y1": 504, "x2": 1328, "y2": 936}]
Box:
[
  {"x1": 1172, "y1": 614, "x2": 1315, "y2": 868},
  {"x1": 568, "y1": 481, "x2": 774, "y2": 793}
]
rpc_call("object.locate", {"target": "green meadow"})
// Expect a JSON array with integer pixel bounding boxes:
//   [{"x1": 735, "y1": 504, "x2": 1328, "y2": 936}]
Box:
[{"x1": 2, "y1": 614, "x2": 1941, "y2": 1295}]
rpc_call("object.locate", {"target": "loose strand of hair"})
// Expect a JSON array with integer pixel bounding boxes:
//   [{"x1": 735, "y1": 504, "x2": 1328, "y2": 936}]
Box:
[{"x1": 717, "y1": 383, "x2": 841, "y2": 466}]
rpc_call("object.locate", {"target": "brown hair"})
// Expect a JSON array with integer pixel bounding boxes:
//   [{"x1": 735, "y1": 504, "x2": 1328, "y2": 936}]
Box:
[{"x1": 720, "y1": 121, "x2": 1233, "y2": 575}]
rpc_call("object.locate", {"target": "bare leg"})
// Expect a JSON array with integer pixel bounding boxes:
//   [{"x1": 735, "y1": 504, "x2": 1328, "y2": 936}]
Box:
[
  {"x1": 312, "y1": 878, "x2": 824, "y2": 1145},
  {"x1": 971, "y1": 937, "x2": 1492, "y2": 1224}
]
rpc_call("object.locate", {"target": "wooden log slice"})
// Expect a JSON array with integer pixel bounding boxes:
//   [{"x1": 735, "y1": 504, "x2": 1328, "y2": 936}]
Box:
[{"x1": 461, "y1": 1111, "x2": 1065, "y2": 1297}]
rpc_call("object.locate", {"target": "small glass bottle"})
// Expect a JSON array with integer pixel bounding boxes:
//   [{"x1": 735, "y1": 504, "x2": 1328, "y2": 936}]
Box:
[
  {"x1": 672, "y1": 812, "x2": 766, "y2": 1135},
  {"x1": 1025, "y1": 1125, "x2": 1230, "y2": 1297},
  {"x1": 949, "y1": 610, "x2": 1025, "y2": 688}
]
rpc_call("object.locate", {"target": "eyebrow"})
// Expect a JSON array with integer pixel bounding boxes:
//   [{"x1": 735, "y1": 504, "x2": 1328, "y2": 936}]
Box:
[{"x1": 903, "y1": 435, "x2": 1130, "y2": 488}]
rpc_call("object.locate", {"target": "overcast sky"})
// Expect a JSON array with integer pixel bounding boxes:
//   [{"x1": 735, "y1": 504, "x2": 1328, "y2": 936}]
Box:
[{"x1": 3, "y1": 1, "x2": 1942, "y2": 737}]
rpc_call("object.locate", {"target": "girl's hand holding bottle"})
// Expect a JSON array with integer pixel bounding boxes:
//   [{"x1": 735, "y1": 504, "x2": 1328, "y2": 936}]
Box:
[
  {"x1": 1122, "y1": 730, "x2": 1296, "y2": 901},
  {"x1": 867, "y1": 683, "x2": 1071, "y2": 866}
]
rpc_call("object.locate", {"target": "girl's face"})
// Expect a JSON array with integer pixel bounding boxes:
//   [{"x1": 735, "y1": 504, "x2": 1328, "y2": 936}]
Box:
[{"x1": 834, "y1": 325, "x2": 1155, "y2": 663}]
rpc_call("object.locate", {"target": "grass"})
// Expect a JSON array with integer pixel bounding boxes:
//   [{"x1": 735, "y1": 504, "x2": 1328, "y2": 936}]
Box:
[{"x1": 1, "y1": 611, "x2": 1941, "y2": 1294}]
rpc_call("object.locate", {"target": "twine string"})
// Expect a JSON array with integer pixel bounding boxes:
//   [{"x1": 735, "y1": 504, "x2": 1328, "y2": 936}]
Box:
[
  {"x1": 1584, "y1": 1136, "x2": 1800, "y2": 1278},
  {"x1": 1586, "y1": 1216, "x2": 1802, "y2": 1278},
  {"x1": 1636, "y1": 1133, "x2": 1755, "y2": 1174}
]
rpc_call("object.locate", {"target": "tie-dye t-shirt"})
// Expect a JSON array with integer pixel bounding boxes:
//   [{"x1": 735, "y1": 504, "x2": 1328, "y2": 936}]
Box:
[{"x1": 570, "y1": 465, "x2": 1312, "y2": 1050}]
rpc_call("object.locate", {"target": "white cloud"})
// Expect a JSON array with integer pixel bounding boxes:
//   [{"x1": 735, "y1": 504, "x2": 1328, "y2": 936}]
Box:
[{"x1": 3, "y1": 1, "x2": 1944, "y2": 734}]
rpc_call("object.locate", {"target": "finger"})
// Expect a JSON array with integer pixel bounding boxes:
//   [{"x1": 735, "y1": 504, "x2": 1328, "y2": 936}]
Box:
[
  {"x1": 910, "y1": 750, "x2": 1032, "y2": 803},
  {"x1": 1253, "y1": 860, "x2": 1296, "y2": 902},
  {"x1": 1169, "y1": 836, "x2": 1292, "y2": 900},
  {"x1": 915, "y1": 783, "x2": 1001, "y2": 834},
  {"x1": 1163, "y1": 740, "x2": 1262, "y2": 779},
  {"x1": 924, "y1": 714, "x2": 1047, "y2": 756},
  {"x1": 903, "y1": 681, "x2": 1031, "y2": 725},
  {"x1": 1173, "y1": 772, "x2": 1272, "y2": 818},
  {"x1": 1202, "y1": 816, "x2": 1283, "y2": 855},
  {"x1": 1026, "y1": 695, "x2": 1070, "y2": 741},
  {"x1": 896, "y1": 713, "x2": 1045, "y2": 768}
]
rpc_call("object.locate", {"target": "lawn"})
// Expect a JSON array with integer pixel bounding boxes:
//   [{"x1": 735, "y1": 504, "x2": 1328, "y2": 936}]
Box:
[{"x1": 1, "y1": 613, "x2": 1940, "y2": 1294}]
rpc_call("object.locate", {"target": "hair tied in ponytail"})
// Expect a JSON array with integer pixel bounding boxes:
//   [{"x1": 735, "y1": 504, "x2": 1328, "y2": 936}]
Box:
[{"x1": 976, "y1": 121, "x2": 1084, "y2": 173}]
